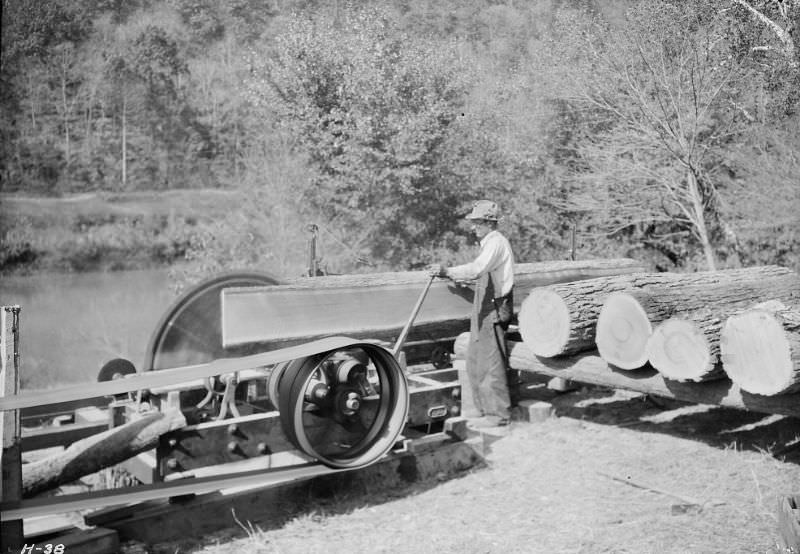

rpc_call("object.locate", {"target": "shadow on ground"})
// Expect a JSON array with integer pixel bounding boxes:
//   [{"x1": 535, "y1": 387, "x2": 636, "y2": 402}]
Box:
[{"x1": 513, "y1": 371, "x2": 800, "y2": 465}]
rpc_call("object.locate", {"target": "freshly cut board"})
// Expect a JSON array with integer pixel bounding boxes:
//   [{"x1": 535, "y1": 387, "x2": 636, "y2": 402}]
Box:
[{"x1": 221, "y1": 259, "x2": 646, "y2": 350}]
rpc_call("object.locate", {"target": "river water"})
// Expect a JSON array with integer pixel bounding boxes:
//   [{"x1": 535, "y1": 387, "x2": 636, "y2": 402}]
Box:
[{"x1": 0, "y1": 269, "x2": 176, "y2": 389}]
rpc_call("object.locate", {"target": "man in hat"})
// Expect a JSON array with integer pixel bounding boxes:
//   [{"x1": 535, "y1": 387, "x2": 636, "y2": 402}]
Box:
[{"x1": 430, "y1": 199, "x2": 515, "y2": 429}]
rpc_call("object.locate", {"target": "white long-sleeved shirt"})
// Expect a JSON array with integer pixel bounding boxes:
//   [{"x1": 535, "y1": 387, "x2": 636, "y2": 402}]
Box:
[{"x1": 446, "y1": 230, "x2": 514, "y2": 297}]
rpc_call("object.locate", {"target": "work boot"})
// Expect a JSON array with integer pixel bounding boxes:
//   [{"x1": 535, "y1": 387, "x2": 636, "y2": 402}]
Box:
[{"x1": 467, "y1": 415, "x2": 509, "y2": 430}]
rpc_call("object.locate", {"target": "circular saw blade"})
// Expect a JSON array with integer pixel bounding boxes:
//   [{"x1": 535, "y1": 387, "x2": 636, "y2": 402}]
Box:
[{"x1": 144, "y1": 271, "x2": 284, "y2": 370}]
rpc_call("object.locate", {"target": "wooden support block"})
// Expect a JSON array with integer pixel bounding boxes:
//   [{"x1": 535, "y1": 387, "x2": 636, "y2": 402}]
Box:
[
  {"x1": 118, "y1": 451, "x2": 159, "y2": 485},
  {"x1": 518, "y1": 400, "x2": 555, "y2": 423},
  {"x1": 546, "y1": 377, "x2": 577, "y2": 393},
  {"x1": 444, "y1": 416, "x2": 469, "y2": 441},
  {"x1": 74, "y1": 406, "x2": 108, "y2": 425},
  {"x1": 50, "y1": 527, "x2": 119, "y2": 554},
  {"x1": 778, "y1": 494, "x2": 800, "y2": 551},
  {"x1": 23, "y1": 515, "x2": 78, "y2": 541}
]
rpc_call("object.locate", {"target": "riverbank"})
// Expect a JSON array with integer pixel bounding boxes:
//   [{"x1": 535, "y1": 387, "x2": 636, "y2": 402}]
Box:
[{"x1": 0, "y1": 190, "x2": 242, "y2": 274}]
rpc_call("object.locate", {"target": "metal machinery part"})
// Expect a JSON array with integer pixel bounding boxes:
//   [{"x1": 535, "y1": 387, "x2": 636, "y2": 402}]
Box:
[
  {"x1": 144, "y1": 271, "x2": 285, "y2": 371},
  {"x1": 144, "y1": 271, "x2": 411, "y2": 469},
  {"x1": 274, "y1": 345, "x2": 409, "y2": 468},
  {"x1": 97, "y1": 358, "x2": 137, "y2": 382}
]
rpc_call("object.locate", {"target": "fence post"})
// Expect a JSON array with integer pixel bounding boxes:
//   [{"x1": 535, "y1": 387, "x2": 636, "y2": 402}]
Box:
[{"x1": 1, "y1": 306, "x2": 23, "y2": 552}]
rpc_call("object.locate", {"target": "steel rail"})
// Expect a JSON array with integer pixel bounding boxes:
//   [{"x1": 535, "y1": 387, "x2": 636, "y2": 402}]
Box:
[
  {"x1": 0, "y1": 337, "x2": 383, "y2": 412},
  {"x1": 0, "y1": 461, "x2": 338, "y2": 520}
]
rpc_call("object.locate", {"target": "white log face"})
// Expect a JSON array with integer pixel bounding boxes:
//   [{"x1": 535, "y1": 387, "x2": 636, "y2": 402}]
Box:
[
  {"x1": 519, "y1": 289, "x2": 571, "y2": 357},
  {"x1": 596, "y1": 293, "x2": 653, "y2": 370},
  {"x1": 721, "y1": 310, "x2": 797, "y2": 396},
  {"x1": 647, "y1": 318, "x2": 713, "y2": 381}
]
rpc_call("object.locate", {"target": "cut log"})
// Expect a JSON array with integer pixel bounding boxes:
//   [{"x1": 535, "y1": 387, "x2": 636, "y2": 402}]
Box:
[
  {"x1": 22, "y1": 409, "x2": 186, "y2": 498},
  {"x1": 647, "y1": 315, "x2": 721, "y2": 382},
  {"x1": 645, "y1": 301, "x2": 794, "y2": 382},
  {"x1": 597, "y1": 271, "x2": 800, "y2": 371},
  {"x1": 221, "y1": 259, "x2": 646, "y2": 354},
  {"x1": 721, "y1": 304, "x2": 800, "y2": 395},
  {"x1": 519, "y1": 265, "x2": 797, "y2": 359}
]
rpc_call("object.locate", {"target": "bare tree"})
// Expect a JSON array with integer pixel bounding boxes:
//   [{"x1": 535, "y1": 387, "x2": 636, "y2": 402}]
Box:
[
  {"x1": 731, "y1": 0, "x2": 799, "y2": 66},
  {"x1": 548, "y1": 2, "x2": 754, "y2": 270}
]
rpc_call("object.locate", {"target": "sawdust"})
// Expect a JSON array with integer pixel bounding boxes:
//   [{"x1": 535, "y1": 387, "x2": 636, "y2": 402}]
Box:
[{"x1": 143, "y1": 382, "x2": 800, "y2": 554}]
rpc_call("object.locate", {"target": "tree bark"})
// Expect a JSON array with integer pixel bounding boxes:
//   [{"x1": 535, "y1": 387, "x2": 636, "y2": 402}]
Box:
[
  {"x1": 597, "y1": 271, "x2": 800, "y2": 371},
  {"x1": 519, "y1": 265, "x2": 797, "y2": 359},
  {"x1": 22, "y1": 409, "x2": 186, "y2": 498},
  {"x1": 721, "y1": 303, "x2": 800, "y2": 395}
]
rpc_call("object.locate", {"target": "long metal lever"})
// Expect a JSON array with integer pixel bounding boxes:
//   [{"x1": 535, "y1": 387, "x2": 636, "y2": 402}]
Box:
[{"x1": 392, "y1": 274, "x2": 436, "y2": 358}]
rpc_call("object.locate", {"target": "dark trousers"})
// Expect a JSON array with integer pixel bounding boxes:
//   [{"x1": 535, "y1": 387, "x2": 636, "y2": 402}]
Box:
[{"x1": 465, "y1": 273, "x2": 512, "y2": 420}]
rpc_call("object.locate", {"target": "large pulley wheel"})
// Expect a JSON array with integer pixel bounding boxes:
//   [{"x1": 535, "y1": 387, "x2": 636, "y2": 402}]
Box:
[{"x1": 276, "y1": 344, "x2": 409, "y2": 469}]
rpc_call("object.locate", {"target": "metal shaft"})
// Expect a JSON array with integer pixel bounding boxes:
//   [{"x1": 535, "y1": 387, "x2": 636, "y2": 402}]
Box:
[{"x1": 392, "y1": 275, "x2": 436, "y2": 357}]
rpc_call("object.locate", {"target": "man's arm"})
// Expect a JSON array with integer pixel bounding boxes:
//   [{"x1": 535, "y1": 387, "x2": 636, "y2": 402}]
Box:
[{"x1": 444, "y1": 236, "x2": 504, "y2": 281}]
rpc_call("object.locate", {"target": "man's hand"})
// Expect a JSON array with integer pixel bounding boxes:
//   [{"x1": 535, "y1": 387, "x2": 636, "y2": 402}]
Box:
[{"x1": 427, "y1": 264, "x2": 448, "y2": 278}]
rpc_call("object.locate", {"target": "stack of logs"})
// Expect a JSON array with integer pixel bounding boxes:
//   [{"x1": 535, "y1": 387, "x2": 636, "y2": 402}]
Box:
[{"x1": 514, "y1": 265, "x2": 800, "y2": 396}]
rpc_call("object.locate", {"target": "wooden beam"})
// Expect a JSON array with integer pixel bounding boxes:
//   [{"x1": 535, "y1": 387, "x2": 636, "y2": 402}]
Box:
[
  {"x1": 91, "y1": 433, "x2": 483, "y2": 545},
  {"x1": 21, "y1": 421, "x2": 109, "y2": 452},
  {"x1": 506, "y1": 341, "x2": 800, "y2": 417},
  {"x1": 1, "y1": 305, "x2": 23, "y2": 552},
  {"x1": 221, "y1": 259, "x2": 646, "y2": 348},
  {"x1": 0, "y1": 337, "x2": 391, "y2": 411}
]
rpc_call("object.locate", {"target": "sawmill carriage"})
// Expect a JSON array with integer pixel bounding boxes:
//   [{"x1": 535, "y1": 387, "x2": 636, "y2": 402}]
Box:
[{"x1": 3, "y1": 254, "x2": 800, "y2": 550}]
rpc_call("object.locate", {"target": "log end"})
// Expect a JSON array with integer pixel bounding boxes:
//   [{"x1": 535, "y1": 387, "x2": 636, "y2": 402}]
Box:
[
  {"x1": 596, "y1": 293, "x2": 652, "y2": 370},
  {"x1": 647, "y1": 318, "x2": 712, "y2": 382},
  {"x1": 519, "y1": 289, "x2": 571, "y2": 357},
  {"x1": 721, "y1": 310, "x2": 796, "y2": 396}
]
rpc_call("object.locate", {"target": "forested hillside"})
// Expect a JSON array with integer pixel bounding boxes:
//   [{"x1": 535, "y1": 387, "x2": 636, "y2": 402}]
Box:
[{"x1": 1, "y1": 0, "x2": 798, "y2": 278}]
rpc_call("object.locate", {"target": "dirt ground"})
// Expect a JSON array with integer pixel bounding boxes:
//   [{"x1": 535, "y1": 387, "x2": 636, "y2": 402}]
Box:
[{"x1": 137, "y1": 376, "x2": 800, "y2": 554}]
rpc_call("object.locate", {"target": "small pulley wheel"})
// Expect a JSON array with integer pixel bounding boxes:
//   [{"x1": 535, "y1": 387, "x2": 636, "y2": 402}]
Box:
[
  {"x1": 277, "y1": 344, "x2": 409, "y2": 469},
  {"x1": 430, "y1": 346, "x2": 452, "y2": 369},
  {"x1": 98, "y1": 358, "x2": 137, "y2": 382}
]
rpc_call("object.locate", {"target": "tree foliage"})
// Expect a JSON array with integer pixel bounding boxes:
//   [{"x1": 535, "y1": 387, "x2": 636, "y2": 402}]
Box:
[
  {"x1": 1, "y1": 0, "x2": 798, "y2": 276},
  {"x1": 249, "y1": 7, "x2": 486, "y2": 267},
  {"x1": 542, "y1": 0, "x2": 797, "y2": 270}
]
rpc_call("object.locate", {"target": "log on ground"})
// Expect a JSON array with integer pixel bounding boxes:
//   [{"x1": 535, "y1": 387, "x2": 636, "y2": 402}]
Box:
[
  {"x1": 597, "y1": 271, "x2": 800, "y2": 371},
  {"x1": 721, "y1": 304, "x2": 800, "y2": 396},
  {"x1": 519, "y1": 265, "x2": 797, "y2": 359},
  {"x1": 221, "y1": 259, "x2": 645, "y2": 351},
  {"x1": 22, "y1": 409, "x2": 186, "y2": 498}
]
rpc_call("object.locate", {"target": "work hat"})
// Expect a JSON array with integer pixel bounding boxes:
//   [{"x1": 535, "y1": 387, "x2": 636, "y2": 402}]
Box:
[{"x1": 465, "y1": 199, "x2": 500, "y2": 221}]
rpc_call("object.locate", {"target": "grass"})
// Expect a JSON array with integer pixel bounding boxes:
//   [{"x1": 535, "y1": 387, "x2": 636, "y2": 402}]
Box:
[
  {"x1": 0, "y1": 190, "x2": 244, "y2": 274},
  {"x1": 138, "y1": 386, "x2": 800, "y2": 554}
]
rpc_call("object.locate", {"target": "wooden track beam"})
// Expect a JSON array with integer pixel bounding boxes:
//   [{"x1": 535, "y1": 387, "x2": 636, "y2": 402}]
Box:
[
  {"x1": 90, "y1": 431, "x2": 483, "y2": 545},
  {"x1": 507, "y1": 341, "x2": 800, "y2": 418}
]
